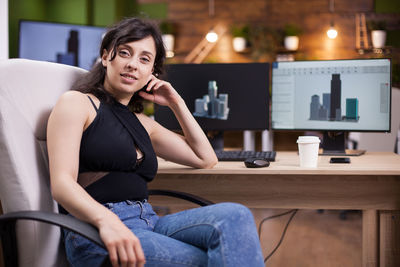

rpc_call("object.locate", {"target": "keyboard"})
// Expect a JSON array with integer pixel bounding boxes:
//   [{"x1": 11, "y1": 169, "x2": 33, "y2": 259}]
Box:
[{"x1": 215, "y1": 150, "x2": 276, "y2": 162}]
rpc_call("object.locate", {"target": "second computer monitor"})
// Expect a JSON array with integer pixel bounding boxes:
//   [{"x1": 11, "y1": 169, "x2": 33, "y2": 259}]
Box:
[
  {"x1": 271, "y1": 58, "x2": 391, "y2": 154},
  {"x1": 155, "y1": 63, "x2": 270, "y2": 131}
]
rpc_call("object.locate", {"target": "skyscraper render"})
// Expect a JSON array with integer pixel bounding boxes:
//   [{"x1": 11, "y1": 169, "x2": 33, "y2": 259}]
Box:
[
  {"x1": 68, "y1": 30, "x2": 79, "y2": 67},
  {"x1": 193, "y1": 81, "x2": 230, "y2": 120},
  {"x1": 330, "y1": 74, "x2": 341, "y2": 121},
  {"x1": 308, "y1": 73, "x2": 359, "y2": 122}
]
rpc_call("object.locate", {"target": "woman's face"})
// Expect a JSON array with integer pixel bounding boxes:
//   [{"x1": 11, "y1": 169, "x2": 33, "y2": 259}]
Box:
[{"x1": 101, "y1": 36, "x2": 156, "y2": 103}]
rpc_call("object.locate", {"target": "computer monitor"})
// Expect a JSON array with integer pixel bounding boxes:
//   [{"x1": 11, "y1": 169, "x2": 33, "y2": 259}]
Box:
[
  {"x1": 18, "y1": 20, "x2": 106, "y2": 70},
  {"x1": 154, "y1": 63, "x2": 270, "y2": 150},
  {"x1": 271, "y1": 58, "x2": 392, "y2": 155}
]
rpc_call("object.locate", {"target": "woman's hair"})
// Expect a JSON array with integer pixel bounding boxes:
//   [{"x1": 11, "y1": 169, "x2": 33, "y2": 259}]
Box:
[{"x1": 72, "y1": 17, "x2": 166, "y2": 113}]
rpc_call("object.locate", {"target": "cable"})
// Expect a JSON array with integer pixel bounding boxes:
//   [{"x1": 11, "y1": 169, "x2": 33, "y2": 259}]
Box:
[{"x1": 258, "y1": 209, "x2": 298, "y2": 263}]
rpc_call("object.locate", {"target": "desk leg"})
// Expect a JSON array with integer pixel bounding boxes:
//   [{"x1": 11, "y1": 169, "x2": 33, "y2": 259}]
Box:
[
  {"x1": 379, "y1": 211, "x2": 400, "y2": 267},
  {"x1": 363, "y1": 210, "x2": 379, "y2": 267}
]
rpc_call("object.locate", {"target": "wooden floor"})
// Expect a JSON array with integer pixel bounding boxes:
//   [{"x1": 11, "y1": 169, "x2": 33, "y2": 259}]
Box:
[{"x1": 253, "y1": 208, "x2": 362, "y2": 267}]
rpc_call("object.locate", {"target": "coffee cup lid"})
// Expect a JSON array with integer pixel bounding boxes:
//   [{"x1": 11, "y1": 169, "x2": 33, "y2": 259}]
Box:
[{"x1": 296, "y1": 136, "x2": 320, "y2": 144}]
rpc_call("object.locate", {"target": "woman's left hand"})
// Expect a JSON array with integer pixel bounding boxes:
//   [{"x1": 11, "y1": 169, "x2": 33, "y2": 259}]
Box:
[{"x1": 138, "y1": 75, "x2": 182, "y2": 108}]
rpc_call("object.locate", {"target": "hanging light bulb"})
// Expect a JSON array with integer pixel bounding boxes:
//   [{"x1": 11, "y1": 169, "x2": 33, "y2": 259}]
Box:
[
  {"x1": 206, "y1": 30, "x2": 218, "y2": 43},
  {"x1": 327, "y1": 22, "x2": 338, "y2": 39},
  {"x1": 205, "y1": 0, "x2": 218, "y2": 43},
  {"x1": 327, "y1": 0, "x2": 338, "y2": 39}
]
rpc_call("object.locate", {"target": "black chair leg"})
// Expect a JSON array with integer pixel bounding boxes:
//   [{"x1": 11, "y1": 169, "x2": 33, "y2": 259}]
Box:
[{"x1": 0, "y1": 221, "x2": 18, "y2": 267}]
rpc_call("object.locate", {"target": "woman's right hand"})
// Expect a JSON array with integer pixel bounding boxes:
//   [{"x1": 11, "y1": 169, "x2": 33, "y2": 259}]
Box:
[{"x1": 97, "y1": 213, "x2": 145, "y2": 267}]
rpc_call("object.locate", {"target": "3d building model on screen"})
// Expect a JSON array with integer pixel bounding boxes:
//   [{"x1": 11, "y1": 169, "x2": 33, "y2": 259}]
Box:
[
  {"x1": 193, "y1": 81, "x2": 230, "y2": 120},
  {"x1": 309, "y1": 74, "x2": 360, "y2": 122},
  {"x1": 56, "y1": 30, "x2": 79, "y2": 67}
]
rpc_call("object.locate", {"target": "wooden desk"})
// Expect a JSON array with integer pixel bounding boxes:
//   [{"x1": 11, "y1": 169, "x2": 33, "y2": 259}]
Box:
[{"x1": 149, "y1": 152, "x2": 400, "y2": 267}]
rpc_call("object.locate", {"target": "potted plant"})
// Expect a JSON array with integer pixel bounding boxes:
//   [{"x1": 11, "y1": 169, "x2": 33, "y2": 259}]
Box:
[
  {"x1": 159, "y1": 21, "x2": 177, "y2": 56},
  {"x1": 248, "y1": 25, "x2": 280, "y2": 61},
  {"x1": 283, "y1": 23, "x2": 302, "y2": 51},
  {"x1": 367, "y1": 20, "x2": 387, "y2": 49},
  {"x1": 231, "y1": 25, "x2": 250, "y2": 52}
]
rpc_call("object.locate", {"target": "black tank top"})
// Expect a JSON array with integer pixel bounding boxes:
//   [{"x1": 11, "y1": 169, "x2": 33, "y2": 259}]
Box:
[{"x1": 60, "y1": 96, "x2": 157, "y2": 214}]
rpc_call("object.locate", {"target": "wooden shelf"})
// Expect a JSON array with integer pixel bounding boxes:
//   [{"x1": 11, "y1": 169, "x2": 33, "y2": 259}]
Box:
[{"x1": 356, "y1": 46, "x2": 393, "y2": 55}]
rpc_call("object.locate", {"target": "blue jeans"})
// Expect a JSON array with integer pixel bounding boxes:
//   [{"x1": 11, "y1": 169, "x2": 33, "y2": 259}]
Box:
[{"x1": 63, "y1": 201, "x2": 264, "y2": 267}]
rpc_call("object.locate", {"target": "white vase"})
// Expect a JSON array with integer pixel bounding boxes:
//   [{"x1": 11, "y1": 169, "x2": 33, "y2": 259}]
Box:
[
  {"x1": 232, "y1": 37, "x2": 246, "y2": 52},
  {"x1": 284, "y1": 36, "x2": 299, "y2": 51},
  {"x1": 371, "y1": 30, "x2": 386, "y2": 49},
  {"x1": 162, "y1": 34, "x2": 175, "y2": 52}
]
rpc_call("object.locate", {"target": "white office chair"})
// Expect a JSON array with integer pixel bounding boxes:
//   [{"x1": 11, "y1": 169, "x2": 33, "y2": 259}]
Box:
[
  {"x1": 348, "y1": 87, "x2": 400, "y2": 153},
  {"x1": 0, "y1": 59, "x2": 212, "y2": 267}
]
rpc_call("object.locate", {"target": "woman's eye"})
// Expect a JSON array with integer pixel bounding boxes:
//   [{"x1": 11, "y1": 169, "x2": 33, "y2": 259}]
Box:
[
  {"x1": 118, "y1": 50, "x2": 130, "y2": 57},
  {"x1": 141, "y1": 57, "x2": 150, "y2": 62}
]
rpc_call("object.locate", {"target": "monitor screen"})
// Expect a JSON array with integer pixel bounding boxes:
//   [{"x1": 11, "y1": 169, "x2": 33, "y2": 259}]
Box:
[
  {"x1": 271, "y1": 58, "x2": 392, "y2": 155},
  {"x1": 18, "y1": 20, "x2": 106, "y2": 70},
  {"x1": 271, "y1": 58, "x2": 391, "y2": 132},
  {"x1": 154, "y1": 63, "x2": 270, "y2": 131}
]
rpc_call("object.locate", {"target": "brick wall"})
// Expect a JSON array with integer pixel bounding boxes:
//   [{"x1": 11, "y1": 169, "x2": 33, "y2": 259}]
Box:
[{"x1": 140, "y1": 0, "x2": 399, "y2": 64}]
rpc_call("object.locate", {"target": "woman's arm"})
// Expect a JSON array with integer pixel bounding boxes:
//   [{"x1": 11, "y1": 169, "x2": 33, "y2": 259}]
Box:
[
  {"x1": 47, "y1": 91, "x2": 145, "y2": 267},
  {"x1": 138, "y1": 76, "x2": 218, "y2": 169}
]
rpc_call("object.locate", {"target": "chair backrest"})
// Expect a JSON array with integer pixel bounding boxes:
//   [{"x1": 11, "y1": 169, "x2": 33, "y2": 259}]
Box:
[
  {"x1": 0, "y1": 59, "x2": 87, "y2": 266},
  {"x1": 348, "y1": 87, "x2": 400, "y2": 153}
]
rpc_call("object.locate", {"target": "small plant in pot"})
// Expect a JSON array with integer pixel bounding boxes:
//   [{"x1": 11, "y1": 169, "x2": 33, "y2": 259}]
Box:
[
  {"x1": 367, "y1": 20, "x2": 387, "y2": 49},
  {"x1": 283, "y1": 23, "x2": 302, "y2": 51},
  {"x1": 231, "y1": 25, "x2": 250, "y2": 52},
  {"x1": 159, "y1": 21, "x2": 177, "y2": 57}
]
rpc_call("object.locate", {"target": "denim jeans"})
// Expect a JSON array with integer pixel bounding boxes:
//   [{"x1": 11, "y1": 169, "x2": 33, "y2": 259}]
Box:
[{"x1": 63, "y1": 201, "x2": 264, "y2": 267}]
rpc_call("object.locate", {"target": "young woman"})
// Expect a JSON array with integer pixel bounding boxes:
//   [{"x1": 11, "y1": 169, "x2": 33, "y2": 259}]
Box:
[{"x1": 47, "y1": 17, "x2": 264, "y2": 267}]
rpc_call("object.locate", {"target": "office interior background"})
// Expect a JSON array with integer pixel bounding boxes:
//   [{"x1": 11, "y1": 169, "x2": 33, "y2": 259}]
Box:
[
  {"x1": 6, "y1": 0, "x2": 400, "y2": 150},
  {"x1": 1, "y1": 0, "x2": 400, "y2": 266}
]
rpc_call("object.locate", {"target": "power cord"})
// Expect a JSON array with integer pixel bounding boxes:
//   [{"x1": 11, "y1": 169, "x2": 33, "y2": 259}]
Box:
[{"x1": 258, "y1": 209, "x2": 298, "y2": 263}]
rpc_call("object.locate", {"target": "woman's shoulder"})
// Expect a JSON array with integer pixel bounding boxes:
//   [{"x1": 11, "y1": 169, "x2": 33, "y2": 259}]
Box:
[
  {"x1": 58, "y1": 90, "x2": 87, "y2": 103},
  {"x1": 57, "y1": 91, "x2": 99, "y2": 106},
  {"x1": 53, "y1": 91, "x2": 97, "y2": 116}
]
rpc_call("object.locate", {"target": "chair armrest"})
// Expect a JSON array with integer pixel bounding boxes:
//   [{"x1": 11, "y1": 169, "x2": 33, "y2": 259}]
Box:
[
  {"x1": 0, "y1": 210, "x2": 104, "y2": 266},
  {"x1": 148, "y1": 189, "x2": 214, "y2": 206},
  {"x1": 0, "y1": 210, "x2": 104, "y2": 247}
]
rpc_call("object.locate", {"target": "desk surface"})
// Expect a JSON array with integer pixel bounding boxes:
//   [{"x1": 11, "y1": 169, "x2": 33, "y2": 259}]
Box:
[
  {"x1": 157, "y1": 151, "x2": 400, "y2": 175},
  {"x1": 151, "y1": 152, "x2": 400, "y2": 210}
]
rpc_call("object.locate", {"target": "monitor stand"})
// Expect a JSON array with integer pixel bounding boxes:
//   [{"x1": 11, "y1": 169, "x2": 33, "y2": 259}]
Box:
[
  {"x1": 320, "y1": 131, "x2": 366, "y2": 156},
  {"x1": 243, "y1": 130, "x2": 255, "y2": 151},
  {"x1": 207, "y1": 131, "x2": 224, "y2": 151}
]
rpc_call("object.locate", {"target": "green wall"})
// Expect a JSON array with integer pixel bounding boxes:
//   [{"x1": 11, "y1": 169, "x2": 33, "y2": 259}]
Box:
[
  {"x1": 375, "y1": 0, "x2": 400, "y2": 13},
  {"x1": 44, "y1": 0, "x2": 87, "y2": 24},
  {"x1": 9, "y1": 0, "x2": 46, "y2": 58},
  {"x1": 93, "y1": 0, "x2": 116, "y2": 26}
]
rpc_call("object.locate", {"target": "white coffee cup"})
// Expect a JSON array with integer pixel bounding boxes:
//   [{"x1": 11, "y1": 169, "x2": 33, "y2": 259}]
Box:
[{"x1": 297, "y1": 136, "x2": 320, "y2": 168}]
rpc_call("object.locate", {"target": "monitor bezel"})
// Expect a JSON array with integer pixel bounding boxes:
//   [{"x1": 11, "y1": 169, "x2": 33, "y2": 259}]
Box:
[{"x1": 271, "y1": 58, "x2": 392, "y2": 133}]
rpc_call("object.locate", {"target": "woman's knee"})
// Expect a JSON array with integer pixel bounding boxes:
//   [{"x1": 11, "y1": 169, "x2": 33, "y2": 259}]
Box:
[{"x1": 212, "y1": 202, "x2": 255, "y2": 224}]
